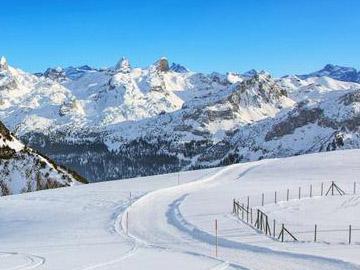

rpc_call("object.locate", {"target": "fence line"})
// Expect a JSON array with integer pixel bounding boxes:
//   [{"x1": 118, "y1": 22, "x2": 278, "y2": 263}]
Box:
[
  {"x1": 232, "y1": 181, "x2": 359, "y2": 244},
  {"x1": 238, "y1": 181, "x2": 358, "y2": 209}
]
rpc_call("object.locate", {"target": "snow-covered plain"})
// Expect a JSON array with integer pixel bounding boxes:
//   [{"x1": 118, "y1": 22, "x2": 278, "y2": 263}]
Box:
[{"x1": 1, "y1": 150, "x2": 360, "y2": 269}]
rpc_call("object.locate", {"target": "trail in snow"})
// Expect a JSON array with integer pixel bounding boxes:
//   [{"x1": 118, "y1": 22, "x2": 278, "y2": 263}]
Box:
[
  {"x1": 120, "y1": 169, "x2": 244, "y2": 270},
  {"x1": 127, "y1": 158, "x2": 360, "y2": 270},
  {"x1": 0, "y1": 252, "x2": 45, "y2": 270}
]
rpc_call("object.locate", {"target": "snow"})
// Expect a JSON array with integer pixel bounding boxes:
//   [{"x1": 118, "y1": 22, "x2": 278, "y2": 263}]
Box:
[
  {"x1": 262, "y1": 196, "x2": 360, "y2": 243},
  {"x1": 278, "y1": 75, "x2": 360, "y2": 102},
  {"x1": 115, "y1": 57, "x2": 131, "y2": 73},
  {"x1": 1, "y1": 150, "x2": 360, "y2": 269},
  {"x1": 0, "y1": 56, "x2": 7, "y2": 66}
]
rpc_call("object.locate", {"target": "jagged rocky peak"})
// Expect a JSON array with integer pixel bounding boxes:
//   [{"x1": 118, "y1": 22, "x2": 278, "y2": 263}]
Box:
[
  {"x1": 298, "y1": 64, "x2": 360, "y2": 83},
  {"x1": 323, "y1": 64, "x2": 337, "y2": 71},
  {"x1": 154, "y1": 57, "x2": 170, "y2": 72},
  {"x1": 115, "y1": 57, "x2": 131, "y2": 73},
  {"x1": 0, "y1": 56, "x2": 8, "y2": 71},
  {"x1": 170, "y1": 62, "x2": 189, "y2": 73},
  {"x1": 243, "y1": 70, "x2": 273, "y2": 85},
  {"x1": 43, "y1": 67, "x2": 67, "y2": 82},
  {"x1": 0, "y1": 57, "x2": 17, "y2": 90},
  {"x1": 242, "y1": 69, "x2": 259, "y2": 78},
  {"x1": 209, "y1": 72, "x2": 232, "y2": 85},
  {"x1": 237, "y1": 70, "x2": 289, "y2": 100}
]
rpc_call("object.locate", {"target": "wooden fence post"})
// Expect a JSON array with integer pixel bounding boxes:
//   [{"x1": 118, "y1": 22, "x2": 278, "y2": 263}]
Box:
[
  {"x1": 246, "y1": 206, "x2": 249, "y2": 223},
  {"x1": 354, "y1": 182, "x2": 356, "y2": 195},
  {"x1": 247, "y1": 196, "x2": 250, "y2": 209},
  {"x1": 265, "y1": 215, "x2": 270, "y2": 235},
  {"x1": 256, "y1": 209, "x2": 260, "y2": 229},
  {"x1": 275, "y1": 191, "x2": 277, "y2": 204},
  {"x1": 287, "y1": 189, "x2": 289, "y2": 201},
  {"x1": 321, "y1": 182, "x2": 324, "y2": 196},
  {"x1": 233, "y1": 199, "x2": 235, "y2": 214},
  {"x1": 349, "y1": 225, "x2": 352, "y2": 245},
  {"x1": 262, "y1": 193, "x2": 264, "y2": 206},
  {"x1": 241, "y1": 203, "x2": 244, "y2": 219},
  {"x1": 298, "y1": 187, "x2": 301, "y2": 199},
  {"x1": 281, "y1": 224, "x2": 284, "y2": 242},
  {"x1": 310, "y1": 185, "x2": 312, "y2": 198},
  {"x1": 126, "y1": 212, "x2": 129, "y2": 235},
  {"x1": 250, "y1": 208, "x2": 253, "y2": 224},
  {"x1": 273, "y1": 219, "x2": 276, "y2": 237},
  {"x1": 314, "y1": 224, "x2": 317, "y2": 242}
]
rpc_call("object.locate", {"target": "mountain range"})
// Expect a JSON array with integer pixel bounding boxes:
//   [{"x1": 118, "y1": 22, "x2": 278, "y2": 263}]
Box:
[{"x1": 0, "y1": 55, "x2": 359, "y2": 182}]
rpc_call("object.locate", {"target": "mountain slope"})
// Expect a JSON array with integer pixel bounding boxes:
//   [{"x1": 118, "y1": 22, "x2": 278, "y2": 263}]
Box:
[{"x1": 0, "y1": 120, "x2": 86, "y2": 196}]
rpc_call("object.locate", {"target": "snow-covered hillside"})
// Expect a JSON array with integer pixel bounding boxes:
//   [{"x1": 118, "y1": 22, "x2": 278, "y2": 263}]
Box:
[
  {"x1": 0, "y1": 120, "x2": 86, "y2": 196},
  {"x1": 1, "y1": 150, "x2": 360, "y2": 269},
  {"x1": 1, "y1": 56, "x2": 360, "y2": 181}
]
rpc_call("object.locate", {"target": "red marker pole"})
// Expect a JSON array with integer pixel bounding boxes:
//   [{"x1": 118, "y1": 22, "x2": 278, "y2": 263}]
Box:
[
  {"x1": 215, "y1": 219, "x2": 218, "y2": 257},
  {"x1": 126, "y1": 212, "x2": 129, "y2": 235}
]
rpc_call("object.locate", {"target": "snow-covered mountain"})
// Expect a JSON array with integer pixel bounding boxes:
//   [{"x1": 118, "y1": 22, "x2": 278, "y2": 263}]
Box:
[
  {"x1": 0, "y1": 118, "x2": 86, "y2": 196},
  {"x1": 1, "y1": 56, "x2": 359, "y2": 181},
  {"x1": 299, "y1": 64, "x2": 360, "y2": 83}
]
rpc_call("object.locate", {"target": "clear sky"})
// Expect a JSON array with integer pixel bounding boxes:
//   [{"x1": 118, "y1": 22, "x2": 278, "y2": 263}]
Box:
[{"x1": 1, "y1": 0, "x2": 360, "y2": 76}]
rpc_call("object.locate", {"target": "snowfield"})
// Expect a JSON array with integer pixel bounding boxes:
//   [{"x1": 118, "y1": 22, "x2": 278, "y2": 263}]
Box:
[{"x1": 1, "y1": 150, "x2": 360, "y2": 269}]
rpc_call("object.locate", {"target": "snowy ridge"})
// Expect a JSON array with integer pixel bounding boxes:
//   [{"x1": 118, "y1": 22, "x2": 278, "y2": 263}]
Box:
[
  {"x1": 0, "y1": 120, "x2": 86, "y2": 196},
  {"x1": 299, "y1": 64, "x2": 360, "y2": 83}
]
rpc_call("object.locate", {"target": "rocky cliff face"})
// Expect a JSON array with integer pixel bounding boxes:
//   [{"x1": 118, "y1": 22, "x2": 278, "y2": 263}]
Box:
[{"x1": 1, "y1": 56, "x2": 360, "y2": 182}]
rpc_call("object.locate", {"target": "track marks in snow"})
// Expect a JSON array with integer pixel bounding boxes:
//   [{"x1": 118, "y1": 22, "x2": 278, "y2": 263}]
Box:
[
  {"x1": 0, "y1": 252, "x2": 45, "y2": 270},
  {"x1": 235, "y1": 164, "x2": 262, "y2": 180},
  {"x1": 340, "y1": 195, "x2": 360, "y2": 209},
  {"x1": 207, "y1": 262, "x2": 230, "y2": 270},
  {"x1": 77, "y1": 245, "x2": 137, "y2": 270},
  {"x1": 77, "y1": 201, "x2": 139, "y2": 270}
]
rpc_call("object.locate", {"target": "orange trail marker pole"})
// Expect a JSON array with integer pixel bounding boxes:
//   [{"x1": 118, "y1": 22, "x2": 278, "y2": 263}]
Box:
[
  {"x1": 215, "y1": 219, "x2": 218, "y2": 257},
  {"x1": 126, "y1": 212, "x2": 129, "y2": 235}
]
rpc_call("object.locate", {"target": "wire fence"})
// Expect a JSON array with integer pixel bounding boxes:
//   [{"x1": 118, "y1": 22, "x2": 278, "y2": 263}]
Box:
[{"x1": 233, "y1": 181, "x2": 360, "y2": 244}]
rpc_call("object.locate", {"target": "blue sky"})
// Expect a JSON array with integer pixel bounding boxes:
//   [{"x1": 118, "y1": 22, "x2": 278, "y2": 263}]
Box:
[{"x1": 1, "y1": 0, "x2": 360, "y2": 76}]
